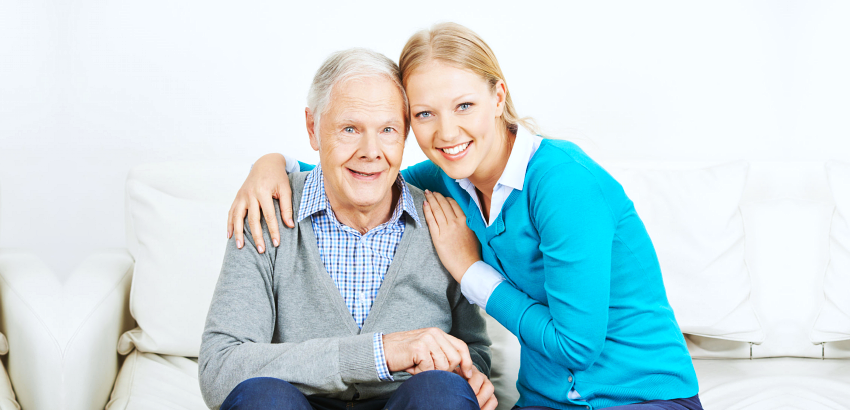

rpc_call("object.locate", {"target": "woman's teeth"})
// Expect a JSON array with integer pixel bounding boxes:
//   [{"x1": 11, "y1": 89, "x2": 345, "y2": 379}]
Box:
[{"x1": 441, "y1": 142, "x2": 470, "y2": 155}]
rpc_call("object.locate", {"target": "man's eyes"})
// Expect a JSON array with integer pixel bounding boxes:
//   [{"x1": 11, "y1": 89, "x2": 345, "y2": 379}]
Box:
[
  {"x1": 344, "y1": 126, "x2": 356, "y2": 133},
  {"x1": 382, "y1": 127, "x2": 396, "y2": 133}
]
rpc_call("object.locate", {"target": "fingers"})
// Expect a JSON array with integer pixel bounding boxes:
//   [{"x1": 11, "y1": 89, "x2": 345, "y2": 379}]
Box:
[
  {"x1": 259, "y1": 195, "x2": 280, "y2": 248},
  {"x1": 247, "y1": 201, "x2": 265, "y2": 253},
  {"x1": 482, "y1": 393, "x2": 498, "y2": 410},
  {"x1": 278, "y1": 182, "x2": 295, "y2": 229},
  {"x1": 431, "y1": 331, "x2": 463, "y2": 372},
  {"x1": 446, "y1": 197, "x2": 466, "y2": 220},
  {"x1": 475, "y1": 377, "x2": 495, "y2": 409},
  {"x1": 424, "y1": 190, "x2": 449, "y2": 226},
  {"x1": 422, "y1": 200, "x2": 440, "y2": 237},
  {"x1": 446, "y1": 333, "x2": 474, "y2": 378},
  {"x1": 429, "y1": 190, "x2": 458, "y2": 219},
  {"x1": 231, "y1": 205, "x2": 246, "y2": 249},
  {"x1": 227, "y1": 203, "x2": 236, "y2": 239}
]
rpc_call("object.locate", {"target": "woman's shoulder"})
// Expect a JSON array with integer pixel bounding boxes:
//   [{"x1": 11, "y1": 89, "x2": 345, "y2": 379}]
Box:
[
  {"x1": 527, "y1": 139, "x2": 627, "y2": 207},
  {"x1": 528, "y1": 139, "x2": 609, "y2": 183}
]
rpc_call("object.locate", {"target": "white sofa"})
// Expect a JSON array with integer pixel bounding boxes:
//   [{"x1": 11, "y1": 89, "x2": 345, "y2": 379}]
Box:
[
  {"x1": 0, "y1": 183, "x2": 72, "y2": 410},
  {"x1": 65, "y1": 159, "x2": 850, "y2": 410}
]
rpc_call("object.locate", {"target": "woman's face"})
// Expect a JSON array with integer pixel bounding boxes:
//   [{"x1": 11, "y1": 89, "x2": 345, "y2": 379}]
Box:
[{"x1": 405, "y1": 60, "x2": 506, "y2": 181}]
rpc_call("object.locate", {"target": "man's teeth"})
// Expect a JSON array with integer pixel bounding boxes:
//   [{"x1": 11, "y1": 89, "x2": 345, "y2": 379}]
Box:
[
  {"x1": 441, "y1": 142, "x2": 470, "y2": 155},
  {"x1": 352, "y1": 170, "x2": 375, "y2": 176}
]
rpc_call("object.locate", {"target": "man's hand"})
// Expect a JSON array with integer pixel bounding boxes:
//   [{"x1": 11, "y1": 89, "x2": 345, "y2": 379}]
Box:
[
  {"x1": 227, "y1": 153, "x2": 293, "y2": 253},
  {"x1": 383, "y1": 328, "x2": 475, "y2": 377},
  {"x1": 456, "y1": 366, "x2": 498, "y2": 410}
]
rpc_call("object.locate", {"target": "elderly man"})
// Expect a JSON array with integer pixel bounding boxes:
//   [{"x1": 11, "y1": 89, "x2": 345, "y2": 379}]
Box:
[{"x1": 198, "y1": 49, "x2": 493, "y2": 410}]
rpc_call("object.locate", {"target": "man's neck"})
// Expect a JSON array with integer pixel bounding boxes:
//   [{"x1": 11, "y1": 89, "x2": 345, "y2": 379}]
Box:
[{"x1": 325, "y1": 184, "x2": 401, "y2": 235}]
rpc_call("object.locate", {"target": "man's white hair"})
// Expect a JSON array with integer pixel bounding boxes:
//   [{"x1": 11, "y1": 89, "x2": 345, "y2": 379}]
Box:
[{"x1": 307, "y1": 48, "x2": 409, "y2": 140}]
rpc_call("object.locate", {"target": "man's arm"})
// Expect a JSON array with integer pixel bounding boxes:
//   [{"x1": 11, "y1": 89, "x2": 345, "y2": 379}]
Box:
[
  {"x1": 448, "y1": 282, "x2": 492, "y2": 377},
  {"x1": 199, "y1": 216, "x2": 381, "y2": 408}
]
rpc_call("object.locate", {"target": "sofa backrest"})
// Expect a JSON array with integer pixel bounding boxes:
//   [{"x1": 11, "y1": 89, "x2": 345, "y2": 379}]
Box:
[
  {"x1": 122, "y1": 161, "x2": 248, "y2": 357},
  {"x1": 120, "y1": 160, "x2": 849, "y2": 363}
]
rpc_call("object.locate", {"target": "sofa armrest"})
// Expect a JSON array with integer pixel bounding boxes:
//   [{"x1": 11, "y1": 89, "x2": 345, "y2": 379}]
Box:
[
  {"x1": 0, "y1": 249, "x2": 63, "y2": 410},
  {"x1": 62, "y1": 249, "x2": 135, "y2": 410}
]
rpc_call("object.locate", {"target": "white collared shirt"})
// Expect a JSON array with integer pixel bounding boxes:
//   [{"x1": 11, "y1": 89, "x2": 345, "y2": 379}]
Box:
[
  {"x1": 458, "y1": 128, "x2": 543, "y2": 311},
  {"x1": 455, "y1": 127, "x2": 543, "y2": 227}
]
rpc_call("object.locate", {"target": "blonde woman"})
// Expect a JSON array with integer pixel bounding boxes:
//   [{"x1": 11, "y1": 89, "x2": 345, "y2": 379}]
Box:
[{"x1": 228, "y1": 23, "x2": 701, "y2": 410}]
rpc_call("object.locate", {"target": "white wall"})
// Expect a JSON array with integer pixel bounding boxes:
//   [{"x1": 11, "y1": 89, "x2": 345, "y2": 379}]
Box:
[{"x1": 1, "y1": 0, "x2": 849, "y2": 280}]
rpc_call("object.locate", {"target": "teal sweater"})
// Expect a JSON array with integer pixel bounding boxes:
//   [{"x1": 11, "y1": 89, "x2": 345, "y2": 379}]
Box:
[{"x1": 299, "y1": 139, "x2": 699, "y2": 409}]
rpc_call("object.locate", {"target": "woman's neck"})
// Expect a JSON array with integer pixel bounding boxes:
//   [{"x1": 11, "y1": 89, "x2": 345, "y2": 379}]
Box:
[{"x1": 468, "y1": 125, "x2": 515, "y2": 200}]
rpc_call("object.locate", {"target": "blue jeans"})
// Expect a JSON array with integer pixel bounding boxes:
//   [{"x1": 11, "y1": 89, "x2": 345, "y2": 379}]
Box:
[
  {"x1": 512, "y1": 394, "x2": 703, "y2": 410},
  {"x1": 220, "y1": 370, "x2": 479, "y2": 410}
]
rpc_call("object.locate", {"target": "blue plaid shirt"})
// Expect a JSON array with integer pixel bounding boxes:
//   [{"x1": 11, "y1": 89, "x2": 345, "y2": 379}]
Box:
[{"x1": 297, "y1": 165, "x2": 420, "y2": 382}]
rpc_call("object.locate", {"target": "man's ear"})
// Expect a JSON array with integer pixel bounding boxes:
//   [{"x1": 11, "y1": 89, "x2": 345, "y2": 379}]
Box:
[
  {"x1": 494, "y1": 80, "x2": 507, "y2": 118},
  {"x1": 306, "y1": 108, "x2": 320, "y2": 151}
]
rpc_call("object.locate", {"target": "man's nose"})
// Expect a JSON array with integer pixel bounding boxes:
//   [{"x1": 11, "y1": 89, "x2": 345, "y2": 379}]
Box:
[{"x1": 358, "y1": 130, "x2": 382, "y2": 160}]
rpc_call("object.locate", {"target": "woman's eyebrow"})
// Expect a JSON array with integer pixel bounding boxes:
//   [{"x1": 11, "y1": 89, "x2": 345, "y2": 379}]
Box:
[{"x1": 452, "y1": 94, "x2": 475, "y2": 103}]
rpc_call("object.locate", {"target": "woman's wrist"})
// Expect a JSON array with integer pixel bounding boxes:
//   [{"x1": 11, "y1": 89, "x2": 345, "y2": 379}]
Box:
[{"x1": 459, "y1": 261, "x2": 505, "y2": 310}]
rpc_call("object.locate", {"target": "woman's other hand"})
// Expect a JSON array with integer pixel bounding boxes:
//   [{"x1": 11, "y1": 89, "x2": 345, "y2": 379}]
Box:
[
  {"x1": 227, "y1": 153, "x2": 292, "y2": 253},
  {"x1": 422, "y1": 190, "x2": 481, "y2": 283}
]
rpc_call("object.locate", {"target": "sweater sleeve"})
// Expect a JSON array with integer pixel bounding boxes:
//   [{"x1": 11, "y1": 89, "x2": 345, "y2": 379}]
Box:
[
  {"x1": 198, "y1": 208, "x2": 379, "y2": 408},
  {"x1": 485, "y1": 161, "x2": 616, "y2": 371},
  {"x1": 447, "y1": 281, "x2": 492, "y2": 377}
]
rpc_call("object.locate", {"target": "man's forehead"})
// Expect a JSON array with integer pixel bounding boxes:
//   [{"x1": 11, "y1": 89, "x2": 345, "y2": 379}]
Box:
[{"x1": 328, "y1": 96, "x2": 405, "y2": 124}]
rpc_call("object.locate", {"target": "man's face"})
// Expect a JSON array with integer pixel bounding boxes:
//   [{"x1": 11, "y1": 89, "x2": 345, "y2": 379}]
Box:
[{"x1": 307, "y1": 75, "x2": 406, "y2": 214}]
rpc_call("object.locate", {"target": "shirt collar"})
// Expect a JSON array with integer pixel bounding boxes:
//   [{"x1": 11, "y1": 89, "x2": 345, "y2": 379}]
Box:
[
  {"x1": 455, "y1": 126, "x2": 539, "y2": 192},
  {"x1": 297, "y1": 165, "x2": 421, "y2": 226}
]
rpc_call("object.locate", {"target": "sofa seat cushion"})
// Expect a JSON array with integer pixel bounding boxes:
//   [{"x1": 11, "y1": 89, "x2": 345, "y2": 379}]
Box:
[
  {"x1": 0, "y1": 358, "x2": 19, "y2": 410},
  {"x1": 106, "y1": 350, "x2": 206, "y2": 410},
  {"x1": 694, "y1": 358, "x2": 850, "y2": 409}
]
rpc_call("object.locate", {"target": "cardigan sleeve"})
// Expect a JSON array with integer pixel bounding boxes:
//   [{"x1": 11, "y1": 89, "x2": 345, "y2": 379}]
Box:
[
  {"x1": 198, "y1": 204, "x2": 380, "y2": 408},
  {"x1": 485, "y1": 161, "x2": 617, "y2": 371}
]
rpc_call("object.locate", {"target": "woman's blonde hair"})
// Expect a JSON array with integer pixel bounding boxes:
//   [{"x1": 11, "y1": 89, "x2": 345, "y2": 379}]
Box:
[{"x1": 399, "y1": 22, "x2": 538, "y2": 136}]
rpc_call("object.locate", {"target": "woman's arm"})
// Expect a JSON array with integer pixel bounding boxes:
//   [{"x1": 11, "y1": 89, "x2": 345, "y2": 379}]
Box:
[
  {"x1": 227, "y1": 154, "x2": 448, "y2": 252},
  {"x1": 423, "y1": 161, "x2": 617, "y2": 371},
  {"x1": 489, "y1": 162, "x2": 616, "y2": 370}
]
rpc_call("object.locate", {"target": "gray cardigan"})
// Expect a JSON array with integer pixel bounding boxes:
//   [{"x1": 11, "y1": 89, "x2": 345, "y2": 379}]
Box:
[{"x1": 199, "y1": 171, "x2": 491, "y2": 409}]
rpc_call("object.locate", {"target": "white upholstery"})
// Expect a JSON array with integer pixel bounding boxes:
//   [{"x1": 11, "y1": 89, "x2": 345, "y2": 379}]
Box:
[
  {"x1": 106, "y1": 350, "x2": 205, "y2": 410},
  {"x1": 120, "y1": 162, "x2": 248, "y2": 357},
  {"x1": 605, "y1": 161, "x2": 762, "y2": 342},
  {"x1": 693, "y1": 358, "x2": 850, "y2": 409},
  {"x1": 812, "y1": 161, "x2": 850, "y2": 345},
  {"x1": 62, "y1": 250, "x2": 136, "y2": 410},
  {"x1": 62, "y1": 160, "x2": 850, "y2": 410},
  {"x1": 0, "y1": 249, "x2": 64, "y2": 410}
]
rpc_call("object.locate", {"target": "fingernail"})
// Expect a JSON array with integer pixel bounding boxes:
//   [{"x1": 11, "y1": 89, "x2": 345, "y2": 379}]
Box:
[
  {"x1": 424, "y1": 200, "x2": 429, "y2": 206},
  {"x1": 425, "y1": 189, "x2": 431, "y2": 194},
  {"x1": 258, "y1": 245, "x2": 264, "y2": 253},
  {"x1": 466, "y1": 369, "x2": 472, "y2": 378},
  {"x1": 227, "y1": 230, "x2": 231, "y2": 239},
  {"x1": 273, "y1": 239, "x2": 279, "y2": 247},
  {"x1": 236, "y1": 240, "x2": 243, "y2": 248}
]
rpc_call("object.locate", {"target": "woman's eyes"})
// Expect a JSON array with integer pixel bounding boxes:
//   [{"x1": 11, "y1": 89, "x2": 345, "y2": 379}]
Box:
[{"x1": 415, "y1": 104, "x2": 472, "y2": 118}]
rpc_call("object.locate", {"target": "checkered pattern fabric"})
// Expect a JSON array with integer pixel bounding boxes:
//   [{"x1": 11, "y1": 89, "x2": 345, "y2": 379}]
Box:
[{"x1": 297, "y1": 165, "x2": 420, "y2": 381}]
